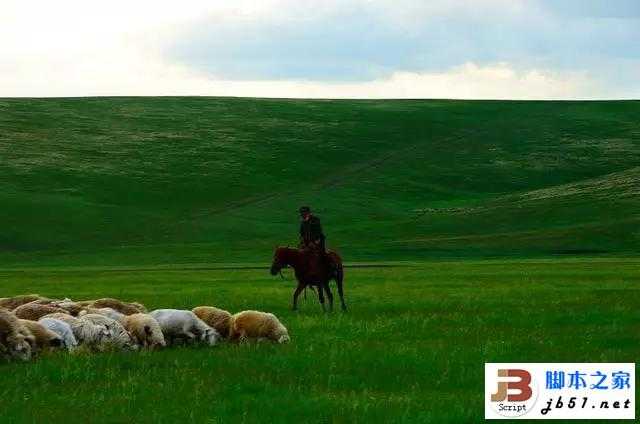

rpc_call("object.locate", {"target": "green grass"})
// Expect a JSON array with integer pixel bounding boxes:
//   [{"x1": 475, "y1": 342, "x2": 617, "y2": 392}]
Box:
[
  {"x1": 1, "y1": 259, "x2": 638, "y2": 423},
  {"x1": 0, "y1": 98, "x2": 638, "y2": 265},
  {"x1": 0, "y1": 98, "x2": 638, "y2": 422}
]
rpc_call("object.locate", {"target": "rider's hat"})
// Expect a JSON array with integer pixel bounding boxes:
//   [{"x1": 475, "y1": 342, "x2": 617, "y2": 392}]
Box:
[{"x1": 299, "y1": 206, "x2": 311, "y2": 214}]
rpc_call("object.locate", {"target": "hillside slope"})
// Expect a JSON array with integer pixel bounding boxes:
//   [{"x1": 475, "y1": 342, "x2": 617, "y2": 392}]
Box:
[{"x1": 0, "y1": 98, "x2": 638, "y2": 266}]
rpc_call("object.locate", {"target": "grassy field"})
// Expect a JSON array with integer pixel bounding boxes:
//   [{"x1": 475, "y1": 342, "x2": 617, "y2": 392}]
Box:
[
  {"x1": 0, "y1": 98, "x2": 638, "y2": 422},
  {"x1": 1, "y1": 98, "x2": 638, "y2": 265},
  {"x1": 1, "y1": 259, "x2": 638, "y2": 423}
]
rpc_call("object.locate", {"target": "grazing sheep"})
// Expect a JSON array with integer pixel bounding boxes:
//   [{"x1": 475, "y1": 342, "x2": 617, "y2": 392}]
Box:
[
  {"x1": 29, "y1": 298, "x2": 63, "y2": 305},
  {"x1": 31, "y1": 298, "x2": 84, "y2": 317},
  {"x1": 80, "y1": 314, "x2": 137, "y2": 351},
  {"x1": 149, "y1": 309, "x2": 219, "y2": 346},
  {"x1": 19, "y1": 320, "x2": 64, "y2": 352},
  {"x1": 43, "y1": 313, "x2": 109, "y2": 350},
  {"x1": 11, "y1": 316, "x2": 38, "y2": 354},
  {"x1": 55, "y1": 301, "x2": 84, "y2": 317},
  {"x1": 0, "y1": 294, "x2": 46, "y2": 311},
  {"x1": 17, "y1": 325, "x2": 37, "y2": 353},
  {"x1": 0, "y1": 308, "x2": 32, "y2": 361},
  {"x1": 229, "y1": 311, "x2": 290, "y2": 344},
  {"x1": 89, "y1": 298, "x2": 147, "y2": 315},
  {"x1": 122, "y1": 314, "x2": 166, "y2": 349},
  {"x1": 192, "y1": 306, "x2": 232, "y2": 338},
  {"x1": 38, "y1": 318, "x2": 78, "y2": 351},
  {"x1": 13, "y1": 303, "x2": 68, "y2": 321},
  {"x1": 79, "y1": 307, "x2": 125, "y2": 323},
  {"x1": 131, "y1": 302, "x2": 147, "y2": 313}
]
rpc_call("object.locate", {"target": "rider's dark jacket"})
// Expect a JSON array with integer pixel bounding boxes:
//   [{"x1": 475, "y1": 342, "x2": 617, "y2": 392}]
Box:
[{"x1": 300, "y1": 215, "x2": 325, "y2": 248}]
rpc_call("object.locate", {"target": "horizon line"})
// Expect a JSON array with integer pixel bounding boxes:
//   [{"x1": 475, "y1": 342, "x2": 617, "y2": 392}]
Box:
[{"x1": 1, "y1": 95, "x2": 639, "y2": 102}]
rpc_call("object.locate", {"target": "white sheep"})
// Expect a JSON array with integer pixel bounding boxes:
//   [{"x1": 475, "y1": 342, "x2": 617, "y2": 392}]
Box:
[
  {"x1": 43, "y1": 312, "x2": 109, "y2": 350},
  {"x1": 229, "y1": 310, "x2": 290, "y2": 344},
  {"x1": 79, "y1": 313, "x2": 138, "y2": 351},
  {"x1": 149, "y1": 309, "x2": 219, "y2": 346},
  {"x1": 122, "y1": 313, "x2": 166, "y2": 349},
  {"x1": 0, "y1": 308, "x2": 32, "y2": 361},
  {"x1": 38, "y1": 317, "x2": 78, "y2": 351}
]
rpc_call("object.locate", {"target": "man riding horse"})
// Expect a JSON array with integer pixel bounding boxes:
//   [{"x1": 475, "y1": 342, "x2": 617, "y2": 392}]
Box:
[
  {"x1": 268, "y1": 206, "x2": 346, "y2": 311},
  {"x1": 298, "y1": 206, "x2": 335, "y2": 276}
]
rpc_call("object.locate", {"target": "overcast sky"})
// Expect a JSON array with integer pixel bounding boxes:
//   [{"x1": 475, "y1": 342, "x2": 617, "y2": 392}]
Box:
[{"x1": 1, "y1": 0, "x2": 639, "y2": 99}]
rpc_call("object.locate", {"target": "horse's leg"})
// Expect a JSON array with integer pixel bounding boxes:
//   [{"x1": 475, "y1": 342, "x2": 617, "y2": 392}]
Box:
[
  {"x1": 316, "y1": 284, "x2": 326, "y2": 312},
  {"x1": 323, "y1": 282, "x2": 334, "y2": 312},
  {"x1": 292, "y1": 284, "x2": 304, "y2": 311},
  {"x1": 336, "y1": 265, "x2": 347, "y2": 311}
]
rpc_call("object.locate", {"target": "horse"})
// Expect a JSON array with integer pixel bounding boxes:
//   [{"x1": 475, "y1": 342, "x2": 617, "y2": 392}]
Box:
[{"x1": 270, "y1": 246, "x2": 346, "y2": 312}]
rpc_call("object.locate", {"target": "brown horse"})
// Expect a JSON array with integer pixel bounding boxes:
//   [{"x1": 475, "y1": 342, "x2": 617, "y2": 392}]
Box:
[{"x1": 270, "y1": 247, "x2": 346, "y2": 312}]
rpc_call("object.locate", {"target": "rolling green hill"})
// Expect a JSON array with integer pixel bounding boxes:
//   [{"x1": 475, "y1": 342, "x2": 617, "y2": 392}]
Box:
[{"x1": 0, "y1": 98, "x2": 638, "y2": 266}]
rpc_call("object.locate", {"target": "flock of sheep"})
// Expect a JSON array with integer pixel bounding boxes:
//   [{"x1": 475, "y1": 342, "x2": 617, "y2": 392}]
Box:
[{"x1": 0, "y1": 294, "x2": 290, "y2": 362}]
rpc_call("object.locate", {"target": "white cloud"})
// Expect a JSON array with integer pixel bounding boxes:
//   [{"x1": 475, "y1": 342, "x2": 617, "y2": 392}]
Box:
[
  {"x1": 0, "y1": 0, "x2": 635, "y2": 99},
  {"x1": 0, "y1": 52, "x2": 601, "y2": 99},
  {"x1": 199, "y1": 63, "x2": 598, "y2": 100}
]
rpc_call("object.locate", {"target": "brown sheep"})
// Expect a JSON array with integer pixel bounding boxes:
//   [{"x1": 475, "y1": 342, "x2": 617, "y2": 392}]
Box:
[
  {"x1": 13, "y1": 303, "x2": 68, "y2": 321},
  {"x1": 0, "y1": 294, "x2": 46, "y2": 310},
  {"x1": 88, "y1": 298, "x2": 147, "y2": 315},
  {"x1": 56, "y1": 301, "x2": 84, "y2": 317},
  {"x1": 79, "y1": 307, "x2": 125, "y2": 322},
  {"x1": 30, "y1": 299, "x2": 84, "y2": 316},
  {"x1": 19, "y1": 320, "x2": 63, "y2": 351},
  {"x1": 228, "y1": 310, "x2": 290, "y2": 344},
  {"x1": 122, "y1": 314, "x2": 166, "y2": 349},
  {"x1": 0, "y1": 308, "x2": 33, "y2": 360},
  {"x1": 28, "y1": 298, "x2": 61, "y2": 305},
  {"x1": 192, "y1": 306, "x2": 232, "y2": 338},
  {"x1": 16, "y1": 322, "x2": 37, "y2": 352}
]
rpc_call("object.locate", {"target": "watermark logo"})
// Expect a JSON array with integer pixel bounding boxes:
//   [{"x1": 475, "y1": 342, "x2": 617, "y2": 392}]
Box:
[
  {"x1": 488, "y1": 368, "x2": 538, "y2": 417},
  {"x1": 485, "y1": 363, "x2": 635, "y2": 420}
]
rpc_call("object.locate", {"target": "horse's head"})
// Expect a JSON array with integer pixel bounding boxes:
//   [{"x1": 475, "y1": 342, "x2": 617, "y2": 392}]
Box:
[{"x1": 270, "y1": 246, "x2": 290, "y2": 276}]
